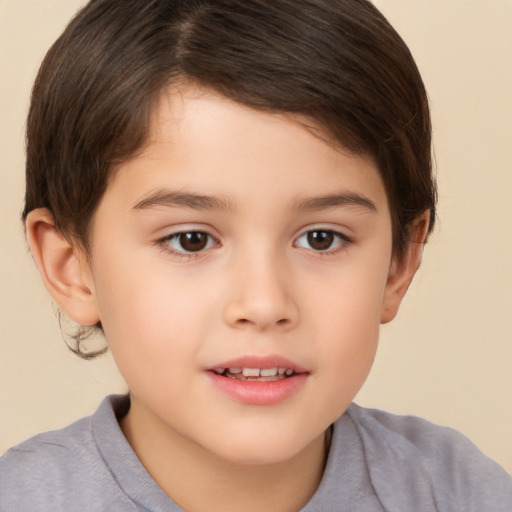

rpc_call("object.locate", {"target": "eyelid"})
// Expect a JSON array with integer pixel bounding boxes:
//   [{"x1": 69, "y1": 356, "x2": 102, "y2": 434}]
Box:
[
  {"x1": 293, "y1": 225, "x2": 352, "y2": 253},
  {"x1": 155, "y1": 225, "x2": 221, "y2": 259},
  {"x1": 167, "y1": 232, "x2": 217, "y2": 252}
]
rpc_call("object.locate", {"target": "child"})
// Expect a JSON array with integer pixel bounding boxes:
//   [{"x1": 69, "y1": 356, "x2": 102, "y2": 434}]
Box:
[{"x1": 1, "y1": 0, "x2": 511, "y2": 510}]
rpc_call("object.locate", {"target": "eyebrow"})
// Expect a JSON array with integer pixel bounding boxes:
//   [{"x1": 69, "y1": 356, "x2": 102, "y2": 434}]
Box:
[
  {"x1": 294, "y1": 192, "x2": 377, "y2": 213},
  {"x1": 132, "y1": 189, "x2": 236, "y2": 212},
  {"x1": 132, "y1": 189, "x2": 377, "y2": 214}
]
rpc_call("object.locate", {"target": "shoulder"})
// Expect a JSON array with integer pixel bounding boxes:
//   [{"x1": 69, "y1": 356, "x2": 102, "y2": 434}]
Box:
[
  {"x1": 0, "y1": 396, "x2": 137, "y2": 512},
  {"x1": 0, "y1": 414, "x2": 94, "y2": 483},
  {"x1": 346, "y1": 404, "x2": 512, "y2": 512}
]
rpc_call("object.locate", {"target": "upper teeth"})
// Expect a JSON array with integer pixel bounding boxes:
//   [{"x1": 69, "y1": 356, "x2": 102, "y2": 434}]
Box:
[{"x1": 214, "y1": 367, "x2": 294, "y2": 376}]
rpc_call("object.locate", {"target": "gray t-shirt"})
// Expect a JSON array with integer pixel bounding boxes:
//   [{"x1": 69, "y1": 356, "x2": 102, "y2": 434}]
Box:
[{"x1": 1, "y1": 395, "x2": 511, "y2": 511}]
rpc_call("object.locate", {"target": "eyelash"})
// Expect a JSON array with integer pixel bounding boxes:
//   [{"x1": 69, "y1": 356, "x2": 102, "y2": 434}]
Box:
[
  {"x1": 293, "y1": 228, "x2": 351, "y2": 255},
  {"x1": 157, "y1": 231, "x2": 219, "y2": 260},
  {"x1": 157, "y1": 228, "x2": 351, "y2": 260}
]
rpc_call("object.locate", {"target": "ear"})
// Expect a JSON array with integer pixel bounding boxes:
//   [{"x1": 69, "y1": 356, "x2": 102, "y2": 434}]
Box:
[
  {"x1": 25, "y1": 208, "x2": 100, "y2": 326},
  {"x1": 380, "y1": 211, "x2": 431, "y2": 324}
]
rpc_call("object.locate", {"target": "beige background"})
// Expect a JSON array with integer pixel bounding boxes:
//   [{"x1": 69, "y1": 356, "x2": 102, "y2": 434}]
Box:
[{"x1": 1, "y1": 0, "x2": 511, "y2": 473}]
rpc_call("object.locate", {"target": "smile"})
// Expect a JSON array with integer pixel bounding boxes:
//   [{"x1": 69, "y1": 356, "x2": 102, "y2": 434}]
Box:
[
  {"x1": 212, "y1": 367, "x2": 295, "y2": 381},
  {"x1": 207, "y1": 357, "x2": 308, "y2": 405}
]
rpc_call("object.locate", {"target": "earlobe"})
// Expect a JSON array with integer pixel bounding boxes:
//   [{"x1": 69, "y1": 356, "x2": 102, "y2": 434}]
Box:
[
  {"x1": 380, "y1": 211, "x2": 431, "y2": 324},
  {"x1": 25, "y1": 208, "x2": 100, "y2": 326}
]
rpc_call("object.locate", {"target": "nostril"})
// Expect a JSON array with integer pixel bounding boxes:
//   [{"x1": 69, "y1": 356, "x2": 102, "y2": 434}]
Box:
[{"x1": 224, "y1": 298, "x2": 298, "y2": 330}]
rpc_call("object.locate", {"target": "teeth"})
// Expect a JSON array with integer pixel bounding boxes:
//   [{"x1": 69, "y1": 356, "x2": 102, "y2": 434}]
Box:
[
  {"x1": 214, "y1": 367, "x2": 295, "y2": 378},
  {"x1": 242, "y1": 368, "x2": 260, "y2": 377}
]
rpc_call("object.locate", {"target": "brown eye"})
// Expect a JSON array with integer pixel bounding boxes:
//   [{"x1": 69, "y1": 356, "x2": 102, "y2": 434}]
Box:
[
  {"x1": 163, "y1": 231, "x2": 216, "y2": 254},
  {"x1": 307, "y1": 230, "x2": 334, "y2": 250},
  {"x1": 295, "y1": 229, "x2": 348, "y2": 252},
  {"x1": 178, "y1": 232, "x2": 209, "y2": 252}
]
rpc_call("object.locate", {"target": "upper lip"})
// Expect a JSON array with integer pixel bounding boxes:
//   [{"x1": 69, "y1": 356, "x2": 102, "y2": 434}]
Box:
[{"x1": 207, "y1": 355, "x2": 308, "y2": 374}]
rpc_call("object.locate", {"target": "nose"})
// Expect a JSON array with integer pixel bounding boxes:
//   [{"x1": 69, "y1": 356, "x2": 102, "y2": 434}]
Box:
[{"x1": 223, "y1": 250, "x2": 299, "y2": 332}]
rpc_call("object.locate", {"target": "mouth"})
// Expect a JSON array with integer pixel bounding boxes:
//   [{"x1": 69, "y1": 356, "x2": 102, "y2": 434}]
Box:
[
  {"x1": 207, "y1": 361, "x2": 308, "y2": 405},
  {"x1": 211, "y1": 367, "x2": 296, "y2": 382}
]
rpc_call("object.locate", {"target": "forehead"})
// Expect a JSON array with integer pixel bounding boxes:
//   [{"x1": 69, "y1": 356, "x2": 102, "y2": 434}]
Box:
[
  {"x1": 147, "y1": 84, "x2": 337, "y2": 159},
  {"x1": 104, "y1": 84, "x2": 388, "y2": 216}
]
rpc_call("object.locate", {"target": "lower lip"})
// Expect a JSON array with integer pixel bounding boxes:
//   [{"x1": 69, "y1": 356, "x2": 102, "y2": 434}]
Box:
[{"x1": 206, "y1": 372, "x2": 308, "y2": 406}]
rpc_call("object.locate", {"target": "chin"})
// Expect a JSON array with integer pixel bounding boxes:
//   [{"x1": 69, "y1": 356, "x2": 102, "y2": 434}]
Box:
[
  {"x1": 220, "y1": 447, "x2": 299, "y2": 467},
  {"x1": 208, "y1": 428, "x2": 320, "y2": 467}
]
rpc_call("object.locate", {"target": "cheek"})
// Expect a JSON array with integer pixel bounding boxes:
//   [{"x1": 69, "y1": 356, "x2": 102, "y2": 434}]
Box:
[
  {"x1": 90, "y1": 252, "x2": 214, "y2": 367},
  {"x1": 309, "y1": 250, "x2": 389, "y2": 336},
  {"x1": 310, "y1": 310, "x2": 380, "y2": 424},
  {"x1": 313, "y1": 292, "x2": 381, "y2": 375},
  {"x1": 305, "y1": 257, "x2": 388, "y2": 411}
]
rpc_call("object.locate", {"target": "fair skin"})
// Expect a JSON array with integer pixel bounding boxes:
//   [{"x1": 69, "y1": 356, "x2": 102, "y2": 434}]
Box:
[{"x1": 27, "y1": 85, "x2": 428, "y2": 512}]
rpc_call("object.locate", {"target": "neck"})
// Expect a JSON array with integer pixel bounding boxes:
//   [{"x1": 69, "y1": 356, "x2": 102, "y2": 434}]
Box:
[{"x1": 120, "y1": 396, "x2": 330, "y2": 512}]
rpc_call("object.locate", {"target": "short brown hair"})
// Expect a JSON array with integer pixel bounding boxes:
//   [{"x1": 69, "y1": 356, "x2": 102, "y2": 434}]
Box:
[
  {"x1": 23, "y1": 0, "x2": 436, "y2": 355},
  {"x1": 24, "y1": 0, "x2": 436, "y2": 254}
]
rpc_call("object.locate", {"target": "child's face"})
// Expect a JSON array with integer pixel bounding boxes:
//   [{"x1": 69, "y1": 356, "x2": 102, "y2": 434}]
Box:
[{"x1": 84, "y1": 85, "x2": 397, "y2": 465}]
